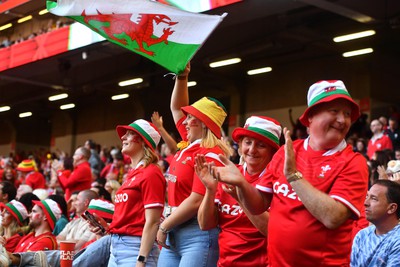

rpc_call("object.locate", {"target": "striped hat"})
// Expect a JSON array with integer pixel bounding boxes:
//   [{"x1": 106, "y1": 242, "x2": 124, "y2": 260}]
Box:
[
  {"x1": 232, "y1": 116, "x2": 282, "y2": 150},
  {"x1": 299, "y1": 80, "x2": 360, "y2": 126},
  {"x1": 87, "y1": 199, "x2": 114, "y2": 220},
  {"x1": 116, "y1": 119, "x2": 161, "y2": 151},
  {"x1": 32, "y1": 199, "x2": 61, "y2": 231},
  {"x1": 181, "y1": 97, "x2": 227, "y2": 138},
  {"x1": 16, "y1": 159, "x2": 36, "y2": 172},
  {"x1": 0, "y1": 200, "x2": 28, "y2": 225}
]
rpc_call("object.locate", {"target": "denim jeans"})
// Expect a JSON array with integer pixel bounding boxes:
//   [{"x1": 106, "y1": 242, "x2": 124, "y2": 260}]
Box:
[
  {"x1": 14, "y1": 235, "x2": 111, "y2": 267},
  {"x1": 157, "y1": 219, "x2": 219, "y2": 267},
  {"x1": 108, "y1": 234, "x2": 160, "y2": 267}
]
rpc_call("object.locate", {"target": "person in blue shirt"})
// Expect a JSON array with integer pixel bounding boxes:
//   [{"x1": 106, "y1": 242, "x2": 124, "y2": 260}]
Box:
[{"x1": 351, "y1": 179, "x2": 400, "y2": 267}]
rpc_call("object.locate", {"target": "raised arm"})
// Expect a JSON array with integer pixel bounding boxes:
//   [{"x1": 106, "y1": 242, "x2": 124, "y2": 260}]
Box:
[
  {"x1": 151, "y1": 111, "x2": 178, "y2": 154},
  {"x1": 170, "y1": 63, "x2": 190, "y2": 124}
]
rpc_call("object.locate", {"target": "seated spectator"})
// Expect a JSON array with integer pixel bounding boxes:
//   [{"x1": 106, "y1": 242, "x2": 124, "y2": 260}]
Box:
[
  {"x1": 13, "y1": 199, "x2": 61, "y2": 252},
  {"x1": 351, "y1": 180, "x2": 400, "y2": 266},
  {"x1": 0, "y1": 200, "x2": 28, "y2": 252},
  {"x1": 56, "y1": 190, "x2": 98, "y2": 251},
  {"x1": 16, "y1": 160, "x2": 46, "y2": 190},
  {"x1": 81, "y1": 198, "x2": 114, "y2": 248}
]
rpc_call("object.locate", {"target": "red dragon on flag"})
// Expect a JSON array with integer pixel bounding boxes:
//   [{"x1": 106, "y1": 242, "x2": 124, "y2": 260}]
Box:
[{"x1": 82, "y1": 10, "x2": 178, "y2": 56}]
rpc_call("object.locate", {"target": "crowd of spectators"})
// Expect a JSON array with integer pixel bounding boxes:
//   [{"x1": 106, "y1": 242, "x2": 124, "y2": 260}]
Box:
[
  {"x1": 0, "y1": 100, "x2": 399, "y2": 265},
  {"x1": 0, "y1": 18, "x2": 71, "y2": 49}
]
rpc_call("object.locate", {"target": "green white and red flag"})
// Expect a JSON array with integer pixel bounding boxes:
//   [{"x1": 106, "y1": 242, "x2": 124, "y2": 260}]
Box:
[{"x1": 46, "y1": 0, "x2": 227, "y2": 74}]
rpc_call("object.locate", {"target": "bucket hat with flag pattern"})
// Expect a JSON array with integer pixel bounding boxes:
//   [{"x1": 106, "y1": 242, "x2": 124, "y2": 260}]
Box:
[{"x1": 299, "y1": 80, "x2": 360, "y2": 127}]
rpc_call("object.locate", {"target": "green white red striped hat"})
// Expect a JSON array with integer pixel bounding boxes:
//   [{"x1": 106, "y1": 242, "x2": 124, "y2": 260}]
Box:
[
  {"x1": 87, "y1": 199, "x2": 114, "y2": 220},
  {"x1": 232, "y1": 116, "x2": 281, "y2": 150},
  {"x1": 0, "y1": 200, "x2": 28, "y2": 225},
  {"x1": 299, "y1": 80, "x2": 360, "y2": 126},
  {"x1": 32, "y1": 199, "x2": 61, "y2": 231},
  {"x1": 181, "y1": 97, "x2": 227, "y2": 138},
  {"x1": 116, "y1": 119, "x2": 161, "y2": 151}
]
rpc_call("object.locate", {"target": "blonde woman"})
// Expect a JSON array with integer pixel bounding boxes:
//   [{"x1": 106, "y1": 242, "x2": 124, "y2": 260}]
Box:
[
  {"x1": 0, "y1": 200, "x2": 28, "y2": 252},
  {"x1": 101, "y1": 119, "x2": 166, "y2": 267},
  {"x1": 156, "y1": 63, "x2": 231, "y2": 267}
]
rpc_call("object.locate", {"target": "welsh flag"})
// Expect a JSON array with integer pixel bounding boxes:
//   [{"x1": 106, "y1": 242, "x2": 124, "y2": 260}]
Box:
[{"x1": 46, "y1": 0, "x2": 227, "y2": 74}]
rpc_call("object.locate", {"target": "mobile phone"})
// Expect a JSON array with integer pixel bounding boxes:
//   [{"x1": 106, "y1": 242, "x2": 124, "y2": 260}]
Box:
[{"x1": 82, "y1": 210, "x2": 106, "y2": 233}]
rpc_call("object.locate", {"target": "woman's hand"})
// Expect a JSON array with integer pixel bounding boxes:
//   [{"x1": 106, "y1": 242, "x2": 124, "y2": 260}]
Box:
[
  {"x1": 156, "y1": 227, "x2": 170, "y2": 249},
  {"x1": 194, "y1": 155, "x2": 218, "y2": 192},
  {"x1": 222, "y1": 184, "x2": 239, "y2": 200},
  {"x1": 210, "y1": 154, "x2": 244, "y2": 187},
  {"x1": 151, "y1": 111, "x2": 164, "y2": 130},
  {"x1": 377, "y1": 165, "x2": 389, "y2": 180},
  {"x1": 178, "y1": 62, "x2": 191, "y2": 77}
]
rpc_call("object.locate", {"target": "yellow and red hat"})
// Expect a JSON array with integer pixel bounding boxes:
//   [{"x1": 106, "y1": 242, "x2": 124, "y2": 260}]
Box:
[
  {"x1": 181, "y1": 97, "x2": 227, "y2": 138},
  {"x1": 299, "y1": 80, "x2": 360, "y2": 127},
  {"x1": 16, "y1": 159, "x2": 36, "y2": 172}
]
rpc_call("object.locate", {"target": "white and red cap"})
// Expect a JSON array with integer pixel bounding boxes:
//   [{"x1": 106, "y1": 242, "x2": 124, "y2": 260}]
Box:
[
  {"x1": 0, "y1": 200, "x2": 28, "y2": 225},
  {"x1": 116, "y1": 119, "x2": 161, "y2": 152},
  {"x1": 299, "y1": 80, "x2": 360, "y2": 126},
  {"x1": 232, "y1": 116, "x2": 281, "y2": 150},
  {"x1": 32, "y1": 199, "x2": 62, "y2": 231}
]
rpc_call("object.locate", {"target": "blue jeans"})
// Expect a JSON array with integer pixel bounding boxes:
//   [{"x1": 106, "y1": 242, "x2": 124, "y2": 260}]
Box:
[
  {"x1": 108, "y1": 234, "x2": 160, "y2": 267},
  {"x1": 157, "y1": 219, "x2": 219, "y2": 267},
  {"x1": 15, "y1": 235, "x2": 111, "y2": 267}
]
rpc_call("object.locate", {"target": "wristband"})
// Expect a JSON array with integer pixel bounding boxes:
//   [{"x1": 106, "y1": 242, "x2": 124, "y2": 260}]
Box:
[
  {"x1": 287, "y1": 171, "x2": 303, "y2": 184},
  {"x1": 159, "y1": 226, "x2": 169, "y2": 234}
]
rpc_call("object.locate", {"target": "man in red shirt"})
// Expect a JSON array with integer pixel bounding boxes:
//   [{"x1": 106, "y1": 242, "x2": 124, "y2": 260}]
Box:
[
  {"x1": 16, "y1": 160, "x2": 46, "y2": 190},
  {"x1": 214, "y1": 80, "x2": 368, "y2": 266},
  {"x1": 13, "y1": 199, "x2": 61, "y2": 252},
  {"x1": 367, "y1": 119, "x2": 393, "y2": 159},
  {"x1": 58, "y1": 147, "x2": 92, "y2": 201}
]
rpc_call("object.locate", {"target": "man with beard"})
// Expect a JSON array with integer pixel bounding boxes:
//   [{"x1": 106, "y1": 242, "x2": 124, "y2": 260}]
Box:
[
  {"x1": 213, "y1": 80, "x2": 369, "y2": 266},
  {"x1": 14, "y1": 199, "x2": 61, "y2": 252}
]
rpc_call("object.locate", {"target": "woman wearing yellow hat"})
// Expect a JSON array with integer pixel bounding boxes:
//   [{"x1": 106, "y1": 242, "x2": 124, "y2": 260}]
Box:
[{"x1": 156, "y1": 63, "x2": 231, "y2": 267}]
